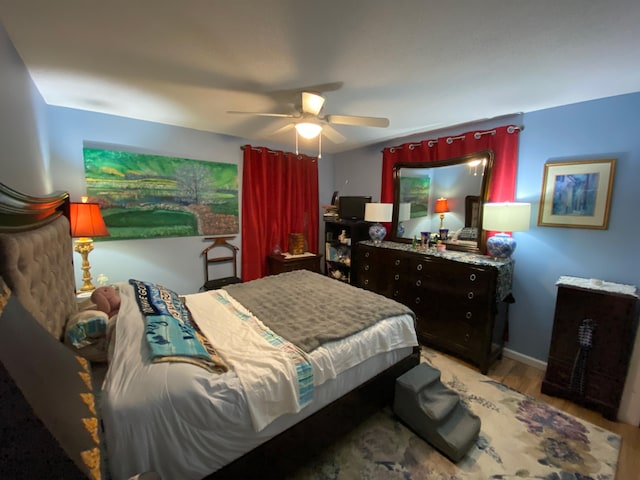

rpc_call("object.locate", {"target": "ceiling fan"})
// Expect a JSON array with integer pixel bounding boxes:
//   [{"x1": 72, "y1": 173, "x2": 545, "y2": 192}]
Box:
[{"x1": 227, "y1": 91, "x2": 390, "y2": 145}]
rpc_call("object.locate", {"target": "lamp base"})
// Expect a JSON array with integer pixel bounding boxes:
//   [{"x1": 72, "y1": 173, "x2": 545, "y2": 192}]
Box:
[
  {"x1": 486, "y1": 233, "x2": 516, "y2": 259},
  {"x1": 74, "y1": 237, "x2": 97, "y2": 292},
  {"x1": 369, "y1": 222, "x2": 387, "y2": 246}
]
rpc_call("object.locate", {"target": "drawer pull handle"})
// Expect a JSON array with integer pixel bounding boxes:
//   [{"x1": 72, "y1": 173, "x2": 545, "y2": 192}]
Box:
[
  {"x1": 469, "y1": 273, "x2": 477, "y2": 281},
  {"x1": 394, "y1": 274, "x2": 400, "y2": 281},
  {"x1": 416, "y1": 279, "x2": 422, "y2": 287},
  {"x1": 395, "y1": 259, "x2": 400, "y2": 266},
  {"x1": 465, "y1": 311, "x2": 472, "y2": 319},
  {"x1": 365, "y1": 265, "x2": 370, "y2": 271},
  {"x1": 365, "y1": 252, "x2": 370, "y2": 258},
  {"x1": 417, "y1": 264, "x2": 423, "y2": 271},
  {"x1": 467, "y1": 292, "x2": 474, "y2": 299},
  {"x1": 415, "y1": 297, "x2": 421, "y2": 304},
  {"x1": 364, "y1": 279, "x2": 369, "y2": 285}
]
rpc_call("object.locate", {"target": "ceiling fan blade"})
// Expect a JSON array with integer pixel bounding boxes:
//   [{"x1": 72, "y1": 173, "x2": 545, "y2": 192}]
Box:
[
  {"x1": 325, "y1": 114, "x2": 389, "y2": 128},
  {"x1": 270, "y1": 123, "x2": 295, "y2": 136},
  {"x1": 268, "y1": 82, "x2": 343, "y2": 105},
  {"x1": 302, "y1": 92, "x2": 325, "y2": 116},
  {"x1": 227, "y1": 111, "x2": 298, "y2": 118},
  {"x1": 322, "y1": 124, "x2": 346, "y2": 144}
]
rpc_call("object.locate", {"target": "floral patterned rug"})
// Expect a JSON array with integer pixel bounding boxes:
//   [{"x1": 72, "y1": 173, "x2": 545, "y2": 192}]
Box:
[{"x1": 290, "y1": 349, "x2": 620, "y2": 480}]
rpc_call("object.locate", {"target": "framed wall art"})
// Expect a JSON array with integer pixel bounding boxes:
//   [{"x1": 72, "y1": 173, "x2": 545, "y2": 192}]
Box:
[
  {"x1": 83, "y1": 147, "x2": 239, "y2": 240},
  {"x1": 538, "y1": 158, "x2": 616, "y2": 229}
]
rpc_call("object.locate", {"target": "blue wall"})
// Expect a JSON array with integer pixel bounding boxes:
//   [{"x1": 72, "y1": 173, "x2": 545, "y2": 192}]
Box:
[
  {"x1": 2, "y1": 25, "x2": 638, "y2": 362},
  {"x1": 44, "y1": 107, "x2": 335, "y2": 294},
  {"x1": 47, "y1": 107, "x2": 249, "y2": 294},
  {"x1": 0, "y1": 24, "x2": 50, "y2": 194},
  {"x1": 513, "y1": 93, "x2": 640, "y2": 360},
  {"x1": 334, "y1": 93, "x2": 640, "y2": 362},
  {"x1": 0, "y1": 24, "x2": 334, "y2": 295}
]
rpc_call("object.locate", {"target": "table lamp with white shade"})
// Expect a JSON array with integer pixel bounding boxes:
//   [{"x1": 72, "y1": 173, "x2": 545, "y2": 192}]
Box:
[
  {"x1": 364, "y1": 203, "x2": 393, "y2": 246},
  {"x1": 482, "y1": 202, "x2": 531, "y2": 259},
  {"x1": 397, "y1": 202, "x2": 411, "y2": 236}
]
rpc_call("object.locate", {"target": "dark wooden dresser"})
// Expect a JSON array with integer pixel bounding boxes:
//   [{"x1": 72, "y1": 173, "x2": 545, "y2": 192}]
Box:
[
  {"x1": 356, "y1": 241, "x2": 513, "y2": 373},
  {"x1": 542, "y1": 276, "x2": 639, "y2": 419},
  {"x1": 267, "y1": 253, "x2": 322, "y2": 275}
]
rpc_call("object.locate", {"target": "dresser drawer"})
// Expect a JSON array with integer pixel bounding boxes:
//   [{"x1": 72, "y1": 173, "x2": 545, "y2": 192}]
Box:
[
  {"x1": 420, "y1": 318, "x2": 482, "y2": 358},
  {"x1": 356, "y1": 246, "x2": 384, "y2": 291},
  {"x1": 543, "y1": 280, "x2": 638, "y2": 419},
  {"x1": 358, "y1": 246, "x2": 410, "y2": 300},
  {"x1": 543, "y1": 357, "x2": 626, "y2": 417}
]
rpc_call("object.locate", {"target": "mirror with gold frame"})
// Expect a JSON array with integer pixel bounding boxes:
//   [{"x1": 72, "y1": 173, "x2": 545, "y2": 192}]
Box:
[{"x1": 391, "y1": 150, "x2": 494, "y2": 253}]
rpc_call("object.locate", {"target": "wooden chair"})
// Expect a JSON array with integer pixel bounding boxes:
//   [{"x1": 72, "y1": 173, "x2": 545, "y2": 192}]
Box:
[{"x1": 201, "y1": 236, "x2": 242, "y2": 291}]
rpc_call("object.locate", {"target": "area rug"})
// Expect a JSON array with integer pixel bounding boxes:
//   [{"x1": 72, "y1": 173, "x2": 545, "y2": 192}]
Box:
[{"x1": 290, "y1": 349, "x2": 621, "y2": 480}]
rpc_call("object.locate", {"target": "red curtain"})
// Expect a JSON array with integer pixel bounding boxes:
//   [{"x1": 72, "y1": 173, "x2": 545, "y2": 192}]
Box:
[
  {"x1": 241, "y1": 146, "x2": 319, "y2": 281},
  {"x1": 381, "y1": 125, "x2": 520, "y2": 204}
]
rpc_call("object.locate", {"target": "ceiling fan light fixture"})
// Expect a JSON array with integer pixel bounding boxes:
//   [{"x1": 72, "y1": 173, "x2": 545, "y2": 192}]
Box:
[{"x1": 295, "y1": 122, "x2": 323, "y2": 139}]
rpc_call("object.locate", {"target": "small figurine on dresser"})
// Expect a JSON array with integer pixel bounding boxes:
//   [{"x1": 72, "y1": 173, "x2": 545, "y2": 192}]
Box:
[{"x1": 338, "y1": 229, "x2": 350, "y2": 245}]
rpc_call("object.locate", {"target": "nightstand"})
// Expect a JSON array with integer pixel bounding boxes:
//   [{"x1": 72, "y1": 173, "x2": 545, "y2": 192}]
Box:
[
  {"x1": 267, "y1": 253, "x2": 322, "y2": 275},
  {"x1": 542, "y1": 276, "x2": 639, "y2": 419}
]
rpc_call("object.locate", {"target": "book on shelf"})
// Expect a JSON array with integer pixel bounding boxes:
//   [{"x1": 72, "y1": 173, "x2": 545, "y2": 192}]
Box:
[
  {"x1": 322, "y1": 204, "x2": 338, "y2": 219},
  {"x1": 325, "y1": 242, "x2": 338, "y2": 262},
  {"x1": 324, "y1": 243, "x2": 351, "y2": 264}
]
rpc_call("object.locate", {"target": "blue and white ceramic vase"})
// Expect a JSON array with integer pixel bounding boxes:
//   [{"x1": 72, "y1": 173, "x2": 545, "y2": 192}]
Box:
[
  {"x1": 486, "y1": 233, "x2": 515, "y2": 259},
  {"x1": 369, "y1": 222, "x2": 387, "y2": 246}
]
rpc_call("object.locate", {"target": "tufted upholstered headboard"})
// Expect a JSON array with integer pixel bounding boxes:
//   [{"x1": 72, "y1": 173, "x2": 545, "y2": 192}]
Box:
[
  {"x1": 0, "y1": 183, "x2": 77, "y2": 339},
  {"x1": 0, "y1": 184, "x2": 102, "y2": 479}
]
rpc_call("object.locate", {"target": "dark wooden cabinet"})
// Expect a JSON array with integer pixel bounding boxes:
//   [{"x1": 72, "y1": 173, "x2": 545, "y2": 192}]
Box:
[
  {"x1": 357, "y1": 241, "x2": 513, "y2": 373},
  {"x1": 542, "y1": 276, "x2": 639, "y2": 419},
  {"x1": 323, "y1": 219, "x2": 371, "y2": 284},
  {"x1": 267, "y1": 253, "x2": 322, "y2": 275}
]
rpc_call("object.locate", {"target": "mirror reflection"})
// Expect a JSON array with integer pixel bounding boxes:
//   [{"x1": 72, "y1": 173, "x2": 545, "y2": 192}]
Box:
[{"x1": 391, "y1": 151, "x2": 493, "y2": 253}]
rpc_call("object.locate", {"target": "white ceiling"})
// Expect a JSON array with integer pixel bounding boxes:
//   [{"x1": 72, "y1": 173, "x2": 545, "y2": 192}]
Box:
[{"x1": 2, "y1": 0, "x2": 639, "y2": 154}]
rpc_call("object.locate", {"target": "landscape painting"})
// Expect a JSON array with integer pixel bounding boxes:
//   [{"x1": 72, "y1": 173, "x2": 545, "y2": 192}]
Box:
[
  {"x1": 400, "y1": 175, "x2": 431, "y2": 218},
  {"x1": 83, "y1": 147, "x2": 239, "y2": 240}
]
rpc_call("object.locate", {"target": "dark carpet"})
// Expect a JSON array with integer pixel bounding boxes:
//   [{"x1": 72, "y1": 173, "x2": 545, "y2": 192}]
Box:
[{"x1": 0, "y1": 361, "x2": 86, "y2": 479}]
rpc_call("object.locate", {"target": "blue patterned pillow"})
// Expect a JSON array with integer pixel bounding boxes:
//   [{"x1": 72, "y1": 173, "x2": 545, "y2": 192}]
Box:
[{"x1": 65, "y1": 310, "x2": 109, "y2": 348}]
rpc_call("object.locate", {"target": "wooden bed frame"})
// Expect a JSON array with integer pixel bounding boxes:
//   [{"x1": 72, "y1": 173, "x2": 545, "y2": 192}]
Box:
[{"x1": 0, "y1": 183, "x2": 420, "y2": 479}]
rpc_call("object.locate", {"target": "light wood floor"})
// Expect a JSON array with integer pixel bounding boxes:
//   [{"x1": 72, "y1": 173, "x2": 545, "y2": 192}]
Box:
[{"x1": 447, "y1": 353, "x2": 639, "y2": 480}]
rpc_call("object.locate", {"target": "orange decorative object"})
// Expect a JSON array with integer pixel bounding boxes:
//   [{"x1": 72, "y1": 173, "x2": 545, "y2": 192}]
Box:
[
  {"x1": 288, "y1": 233, "x2": 306, "y2": 255},
  {"x1": 434, "y1": 198, "x2": 449, "y2": 214},
  {"x1": 70, "y1": 200, "x2": 109, "y2": 238},
  {"x1": 434, "y1": 197, "x2": 449, "y2": 230}
]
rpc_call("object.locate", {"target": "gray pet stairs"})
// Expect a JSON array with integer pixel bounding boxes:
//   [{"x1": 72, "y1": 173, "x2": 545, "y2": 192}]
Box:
[{"x1": 393, "y1": 362, "x2": 481, "y2": 462}]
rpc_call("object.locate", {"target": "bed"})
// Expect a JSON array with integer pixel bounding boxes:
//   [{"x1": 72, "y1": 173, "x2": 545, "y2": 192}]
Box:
[{"x1": 0, "y1": 183, "x2": 420, "y2": 480}]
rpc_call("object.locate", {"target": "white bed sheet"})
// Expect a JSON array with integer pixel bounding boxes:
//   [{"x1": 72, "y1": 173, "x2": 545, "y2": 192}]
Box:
[{"x1": 102, "y1": 283, "x2": 418, "y2": 480}]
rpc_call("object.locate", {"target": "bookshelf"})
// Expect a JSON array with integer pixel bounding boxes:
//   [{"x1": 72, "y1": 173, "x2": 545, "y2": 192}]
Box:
[{"x1": 323, "y1": 218, "x2": 370, "y2": 284}]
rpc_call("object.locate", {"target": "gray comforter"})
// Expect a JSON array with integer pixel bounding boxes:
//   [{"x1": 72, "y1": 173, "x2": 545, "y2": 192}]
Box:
[{"x1": 223, "y1": 270, "x2": 415, "y2": 352}]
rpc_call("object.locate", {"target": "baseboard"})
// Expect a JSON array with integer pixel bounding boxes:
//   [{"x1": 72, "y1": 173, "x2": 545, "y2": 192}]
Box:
[{"x1": 503, "y1": 348, "x2": 547, "y2": 371}]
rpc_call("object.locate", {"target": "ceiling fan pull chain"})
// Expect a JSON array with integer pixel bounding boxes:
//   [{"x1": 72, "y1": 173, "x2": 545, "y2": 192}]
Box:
[
  {"x1": 295, "y1": 128, "x2": 299, "y2": 155},
  {"x1": 318, "y1": 133, "x2": 322, "y2": 159}
]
